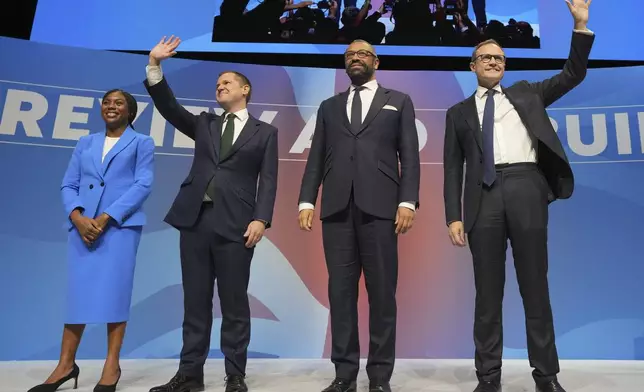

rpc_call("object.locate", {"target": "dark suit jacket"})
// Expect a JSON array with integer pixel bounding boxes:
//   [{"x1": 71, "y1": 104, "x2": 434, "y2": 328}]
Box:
[
  {"x1": 443, "y1": 31, "x2": 595, "y2": 232},
  {"x1": 144, "y1": 77, "x2": 278, "y2": 243},
  {"x1": 299, "y1": 85, "x2": 421, "y2": 221}
]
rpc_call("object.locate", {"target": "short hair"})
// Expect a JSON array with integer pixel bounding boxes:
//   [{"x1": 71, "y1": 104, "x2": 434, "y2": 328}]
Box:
[
  {"x1": 471, "y1": 39, "x2": 503, "y2": 62},
  {"x1": 102, "y1": 89, "x2": 138, "y2": 129},
  {"x1": 348, "y1": 39, "x2": 378, "y2": 57},
  {"x1": 218, "y1": 71, "x2": 252, "y2": 103}
]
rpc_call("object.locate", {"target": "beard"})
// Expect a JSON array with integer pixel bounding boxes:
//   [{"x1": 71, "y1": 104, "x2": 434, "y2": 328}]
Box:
[{"x1": 346, "y1": 61, "x2": 374, "y2": 86}]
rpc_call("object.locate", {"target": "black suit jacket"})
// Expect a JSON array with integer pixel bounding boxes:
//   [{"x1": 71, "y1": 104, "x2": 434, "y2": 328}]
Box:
[
  {"x1": 443, "y1": 31, "x2": 595, "y2": 232},
  {"x1": 299, "y1": 85, "x2": 421, "y2": 221},
  {"x1": 144, "y1": 77, "x2": 279, "y2": 242}
]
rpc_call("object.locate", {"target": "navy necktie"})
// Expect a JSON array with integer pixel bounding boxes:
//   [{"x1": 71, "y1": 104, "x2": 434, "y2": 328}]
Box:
[
  {"x1": 350, "y1": 86, "x2": 364, "y2": 133},
  {"x1": 482, "y1": 89, "x2": 497, "y2": 186}
]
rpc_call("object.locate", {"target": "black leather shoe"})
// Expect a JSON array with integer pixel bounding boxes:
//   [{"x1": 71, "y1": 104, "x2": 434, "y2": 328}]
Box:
[
  {"x1": 536, "y1": 380, "x2": 566, "y2": 392},
  {"x1": 149, "y1": 373, "x2": 205, "y2": 392},
  {"x1": 28, "y1": 363, "x2": 80, "y2": 392},
  {"x1": 321, "y1": 378, "x2": 357, "y2": 392},
  {"x1": 225, "y1": 375, "x2": 248, "y2": 392},
  {"x1": 369, "y1": 381, "x2": 392, "y2": 392},
  {"x1": 474, "y1": 380, "x2": 502, "y2": 392}
]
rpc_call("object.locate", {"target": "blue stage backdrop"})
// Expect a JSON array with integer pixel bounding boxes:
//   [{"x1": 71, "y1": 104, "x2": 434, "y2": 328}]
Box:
[{"x1": 1, "y1": 37, "x2": 643, "y2": 362}]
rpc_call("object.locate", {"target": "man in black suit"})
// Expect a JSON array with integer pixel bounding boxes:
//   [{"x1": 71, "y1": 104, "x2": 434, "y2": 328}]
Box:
[
  {"x1": 298, "y1": 39, "x2": 420, "y2": 392},
  {"x1": 442, "y1": 2, "x2": 593, "y2": 392},
  {"x1": 145, "y1": 36, "x2": 278, "y2": 392}
]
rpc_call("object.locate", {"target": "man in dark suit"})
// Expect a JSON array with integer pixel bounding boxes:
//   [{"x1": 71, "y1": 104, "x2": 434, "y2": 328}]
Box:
[
  {"x1": 298, "y1": 39, "x2": 420, "y2": 392},
  {"x1": 464, "y1": 0, "x2": 487, "y2": 29},
  {"x1": 144, "y1": 36, "x2": 278, "y2": 392},
  {"x1": 442, "y1": 2, "x2": 593, "y2": 392}
]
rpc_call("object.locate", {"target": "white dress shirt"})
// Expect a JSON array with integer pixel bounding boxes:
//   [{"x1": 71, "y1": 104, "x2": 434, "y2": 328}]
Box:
[
  {"x1": 299, "y1": 79, "x2": 416, "y2": 212},
  {"x1": 475, "y1": 84, "x2": 537, "y2": 164}
]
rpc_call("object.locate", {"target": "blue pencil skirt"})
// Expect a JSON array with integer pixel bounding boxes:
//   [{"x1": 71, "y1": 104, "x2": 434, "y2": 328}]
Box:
[{"x1": 65, "y1": 225, "x2": 143, "y2": 324}]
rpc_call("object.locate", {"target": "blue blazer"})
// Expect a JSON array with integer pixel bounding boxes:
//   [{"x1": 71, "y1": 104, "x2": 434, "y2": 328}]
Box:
[{"x1": 61, "y1": 127, "x2": 155, "y2": 229}]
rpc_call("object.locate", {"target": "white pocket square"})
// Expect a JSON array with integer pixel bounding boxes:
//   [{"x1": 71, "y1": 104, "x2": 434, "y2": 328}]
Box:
[{"x1": 383, "y1": 105, "x2": 398, "y2": 111}]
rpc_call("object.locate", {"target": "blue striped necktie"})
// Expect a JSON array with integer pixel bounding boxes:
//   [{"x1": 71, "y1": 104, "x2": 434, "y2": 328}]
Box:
[{"x1": 482, "y1": 89, "x2": 497, "y2": 186}]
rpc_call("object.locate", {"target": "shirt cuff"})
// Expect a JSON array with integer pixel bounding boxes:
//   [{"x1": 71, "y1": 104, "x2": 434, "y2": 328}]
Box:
[
  {"x1": 573, "y1": 28, "x2": 594, "y2": 35},
  {"x1": 299, "y1": 202, "x2": 415, "y2": 211},
  {"x1": 146, "y1": 65, "x2": 163, "y2": 86},
  {"x1": 399, "y1": 202, "x2": 416, "y2": 211},
  {"x1": 255, "y1": 219, "x2": 268, "y2": 227}
]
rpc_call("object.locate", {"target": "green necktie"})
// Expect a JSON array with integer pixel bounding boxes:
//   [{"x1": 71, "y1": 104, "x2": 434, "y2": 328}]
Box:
[{"x1": 220, "y1": 113, "x2": 236, "y2": 158}]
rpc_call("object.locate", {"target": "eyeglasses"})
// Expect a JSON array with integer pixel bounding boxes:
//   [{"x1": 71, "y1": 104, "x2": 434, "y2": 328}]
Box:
[
  {"x1": 344, "y1": 50, "x2": 376, "y2": 59},
  {"x1": 475, "y1": 54, "x2": 506, "y2": 63}
]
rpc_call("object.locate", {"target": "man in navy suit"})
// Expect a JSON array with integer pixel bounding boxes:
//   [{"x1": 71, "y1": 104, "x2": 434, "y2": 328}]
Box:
[
  {"x1": 145, "y1": 36, "x2": 278, "y2": 392},
  {"x1": 443, "y1": 1, "x2": 593, "y2": 391},
  {"x1": 298, "y1": 40, "x2": 420, "y2": 392}
]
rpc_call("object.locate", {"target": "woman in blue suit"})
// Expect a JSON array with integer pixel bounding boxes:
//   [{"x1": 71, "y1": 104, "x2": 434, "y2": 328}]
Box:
[{"x1": 29, "y1": 89, "x2": 155, "y2": 392}]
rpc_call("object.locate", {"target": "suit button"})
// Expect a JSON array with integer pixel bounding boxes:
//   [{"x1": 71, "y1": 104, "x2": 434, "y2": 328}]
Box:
[
  {"x1": 350, "y1": 156, "x2": 354, "y2": 161},
  {"x1": 479, "y1": 159, "x2": 483, "y2": 163},
  {"x1": 354, "y1": 136, "x2": 358, "y2": 139},
  {"x1": 100, "y1": 182, "x2": 104, "y2": 187},
  {"x1": 477, "y1": 181, "x2": 481, "y2": 185},
  {"x1": 89, "y1": 184, "x2": 93, "y2": 189}
]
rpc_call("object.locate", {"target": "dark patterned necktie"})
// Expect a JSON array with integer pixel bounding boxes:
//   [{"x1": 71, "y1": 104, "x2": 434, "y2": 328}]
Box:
[
  {"x1": 205, "y1": 113, "x2": 236, "y2": 201},
  {"x1": 220, "y1": 113, "x2": 236, "y2": 158},
  {"x1": 482, "y1": 89, "x2": 497, "y2": 186},
  {"x1": 350, "y1": 86, "x2": 365, "y2": 133}
]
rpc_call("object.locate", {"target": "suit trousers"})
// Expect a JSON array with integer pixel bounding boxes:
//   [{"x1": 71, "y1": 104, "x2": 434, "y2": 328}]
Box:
[
  {"x1": 468, "y1": 163, "x2": 559, "y2": 384},
  {"x1": 322, "y1": 193, "x2": 398, "y2": 382},
  {"x1": 178, "y1": 203, "x2": 254, "y2": 378},
  {"x1": 465, "y1": 0, "x2": 487, "y2": 28}
]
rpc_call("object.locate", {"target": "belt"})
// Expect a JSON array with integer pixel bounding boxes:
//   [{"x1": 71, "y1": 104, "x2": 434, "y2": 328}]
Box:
[{"x1": 494, "y1": 162, "x2": 538, "y2": 171}]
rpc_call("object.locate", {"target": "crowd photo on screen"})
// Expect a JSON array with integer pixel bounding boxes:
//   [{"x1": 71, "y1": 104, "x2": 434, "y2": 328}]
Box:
[{"x1": 211, "y1": 0, "x2": 540, "y2": 48}]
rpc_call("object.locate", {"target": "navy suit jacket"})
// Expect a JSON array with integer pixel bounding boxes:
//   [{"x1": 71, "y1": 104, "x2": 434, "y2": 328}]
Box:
[
  {"x1": 61, "y1": 127, "x2": 155, "y2": 229},
  {"x1": 144, "y1": 77, "x2": 278, "y2": 243},
  {"x1": 299, "y1": 85, "x2": 421, "y2": 221},
  {"x1": 443, "y1": 31, "x2": 595, "y2": 232}
]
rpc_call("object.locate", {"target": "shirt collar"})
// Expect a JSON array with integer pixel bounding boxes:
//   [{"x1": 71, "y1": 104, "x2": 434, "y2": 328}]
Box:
[
  {"x1": 476, "y1": 84, "x2": 503, "y2": 99},
  {"x1": 224, "y1": 108, "x2": 249, "y2": 122},
  {"x1": 352, "y1": 79, "x2": 378, "y2": 92}
]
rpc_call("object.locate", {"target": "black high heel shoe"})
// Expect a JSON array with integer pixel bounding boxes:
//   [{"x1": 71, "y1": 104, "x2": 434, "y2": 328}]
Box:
[
  {"x1": 93, "y1": 366, "x2": 121, "y2": 392},
  {"x1": 27, "y1": 363, "x2": 80, "y2": 392}
]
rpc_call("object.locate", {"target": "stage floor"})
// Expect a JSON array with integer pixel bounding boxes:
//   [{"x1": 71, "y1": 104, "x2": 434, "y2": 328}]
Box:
[{"x1": 2, "y1": 359, "x2": 643, "y2": 391}]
